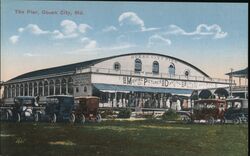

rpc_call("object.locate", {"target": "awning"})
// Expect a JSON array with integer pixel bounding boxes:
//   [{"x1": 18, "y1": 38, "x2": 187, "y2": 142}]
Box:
[{"x1": 93, "y1": 83, "x2": 193, "y2": 96}]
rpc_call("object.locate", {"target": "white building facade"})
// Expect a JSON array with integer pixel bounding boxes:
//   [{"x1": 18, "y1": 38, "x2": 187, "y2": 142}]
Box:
[{"x1": 3, "y1": 53, "x2": 233, "y2": 109}]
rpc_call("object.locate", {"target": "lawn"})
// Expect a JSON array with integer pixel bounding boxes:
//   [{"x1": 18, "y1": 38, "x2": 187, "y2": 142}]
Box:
[{"x1": 0, "y1": 120, "x2": 248, "y2": 156}]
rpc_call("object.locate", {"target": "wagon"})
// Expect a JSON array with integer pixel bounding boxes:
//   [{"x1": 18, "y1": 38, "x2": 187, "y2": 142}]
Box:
[
  {"x1": 223, "y1": 98, "x2": 248, "y2": 124},
  {"x1": 191, "y1": 99, "x2": 227, "y2": 124},
  {"x1": 0, "y1": 105, "x2": 13, "y2": 121},
  {"x1": 12, "y1": 96, "x2": 43, "y2": 122},
  {"x1": 74, "y1": 96, "x2": 101, "y2": 124},
  {"x1": 45, "y1": 95, "x2": 75, "y2": 123}
]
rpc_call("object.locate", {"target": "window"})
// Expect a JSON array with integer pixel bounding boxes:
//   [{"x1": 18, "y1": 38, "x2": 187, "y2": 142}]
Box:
[
  {"x1": 114, "y1": 62, "x2": 121, "y2": 70},
  {"x1": 84, "y1": 86, "x2": 87, "y2": 92},
  {"x1": 152, "y1": 61, "x2": 159, "y2": 74},
  {"x1": 20, "y1": 84, "x2": 24, "y2": 96},
  {"x1": 24, "y1": 83, "x2": 28, "y2": 96},
  {"x1": 68, "y1": 77, "x2": 73, "y2": 95},
  {"x1": 76, "y1": 87, "x2": 79, "y2": 93},
  {"x1": 4, "y1": 86, "x2": 8, "y2": 98},
  {"x1": 55, "y1": 79, "x2": 60, "y2": 95},
  {"x1": 38, "y1": 82, "x2": 43, "y2": 96},
  {"x1": 29, "y1": 83, "x2": 33, "y2": 96},
  {"x1": 61, "y1": 78, "x2": 66, "y2": 95},
  {"x1": 34, "y1": 83, "x2": 37, "y2": 96},
  {"x1": 184, "y1": 69, "x2": 190, "y2": 77},
  {"x1": 44, "y1": 81, "x2": 49, "y2": 96},
  {"x1": 135, "y1": 59, "x2": 142, "y2": 72},
  {"x1": 12, "y1": 85, "x2": 15, "y2": 97},
  {"x1": 16, "y1": 85, "x2": 19, "y2": 97},
  {"x1": 168, "y1": 63, "x2": 175, "y2": 76},
  {"x1": 49, "y1": 80, "x2": 54, "y2": 95}
]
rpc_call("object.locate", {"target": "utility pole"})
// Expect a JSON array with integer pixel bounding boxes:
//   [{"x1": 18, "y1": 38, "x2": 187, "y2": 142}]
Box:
[
  {"x1": 0, "y1": 81, "x2": 4, "y2": 99},
  {"x1": 229, "y1": 68, "x2": 233, "y2": 97}
]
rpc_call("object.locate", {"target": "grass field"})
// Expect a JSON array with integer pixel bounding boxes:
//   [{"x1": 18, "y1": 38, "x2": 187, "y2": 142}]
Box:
[{"x1": 0, "y1": 120, "x2": 248, "y2": 156}]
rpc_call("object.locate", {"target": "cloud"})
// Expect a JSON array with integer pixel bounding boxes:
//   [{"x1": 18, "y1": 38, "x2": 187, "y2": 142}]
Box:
[
  {"x1": 52, "y1": 20, "x2": 92, "y2": 39},
  {"x1": 10, "y1": 19, "x2": 93, "y2": 43},
  {"x1": 165, "y1": 24, "x2": 228, "y2": 39},
  {"x1": 60, "y1": 20, "x2": 78, "y2": 35},
  {"x1": 24, "y1": 53, "x2": 36, "y2": 57},
  {"x1": 80, "y1": 37, "x2": 97, "y2": 49},
  {"x1": 78, "y1": 24, "x2": 92, "y2": 33},
  {"x1": 102, "y1": 26, "x2": 118, "y2": 32},
  {"x1": 23, "y1": 53, "x2": 43, "y2": 57},
  {"x1": 9, "y1": 35, "x2": 19, "y2": 44},
  {"x1": 17, "y1": 24, "x2": 49, "y2": 35},
  {"x1": 18, "y1": 28, "x2": 24, "y2": 33},
  {"x1": 70, "y1": 42, "x2": 135, "y2": 54},
  {"x1": 118, "y1": 12, "x2": 159, "y2": 32},
  {"x1": 148, "y1": 34, "x2": 171, "y2": 47}
]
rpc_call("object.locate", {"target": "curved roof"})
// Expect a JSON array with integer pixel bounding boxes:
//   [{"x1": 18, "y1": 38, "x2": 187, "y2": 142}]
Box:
[{"x1": 7, "y1": 52, "x2": 210, "y2": 82}]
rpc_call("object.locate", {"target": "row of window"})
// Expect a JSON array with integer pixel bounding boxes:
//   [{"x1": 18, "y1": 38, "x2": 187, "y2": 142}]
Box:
[
  {"x1": 113, "y1": 59, "x2": 176, "y2": 75},
  {"x1": 4, "y1": 77, "x2": 73, "y2": 98},
  {"x1": 113, "y1": 59, "x2": 191, "y2": 76}
]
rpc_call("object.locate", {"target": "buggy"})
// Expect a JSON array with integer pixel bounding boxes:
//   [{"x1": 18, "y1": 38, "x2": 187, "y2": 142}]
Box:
[
  {"x1": 74, "y1": 96, "x2": 101, "y2": 124},
  {"x1": 190, "y1": 99, "x2": 227, "y2": 124},
  {"x1": 45, "y1": 95, "x2": 75, "y2": 123},
  {"x1": 12, "y1": 96, "x2": 43, "y2": 122},
  {"x1": 223, "y1": 98, "x2": 248, "y2": 124}
]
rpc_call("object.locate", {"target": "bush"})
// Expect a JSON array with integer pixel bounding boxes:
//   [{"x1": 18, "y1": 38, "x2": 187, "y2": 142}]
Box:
[
  {"x1": 100, "y1": 109, "x2": 115, "y2": 118},
  {"x1": 162, "y1": 109, "x2": 179, "y2": 121},
  {"x1": 118, "y1": 108, "x2": 132, "y2": 118}
]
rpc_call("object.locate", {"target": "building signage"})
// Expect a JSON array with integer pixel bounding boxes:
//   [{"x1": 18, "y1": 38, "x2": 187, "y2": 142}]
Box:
[
  {"x1": 131, "y1": 54, "x2": 178, "y2": 63},
  {"x1": 123, "y1": 76, "x2": 169, "y2": 87},
  {"x1": 92, "y1": 74, "x2": 228, "y2": 90},
  {"x1": 73, "y1": 74, "x2": 91, "y2": 85}
]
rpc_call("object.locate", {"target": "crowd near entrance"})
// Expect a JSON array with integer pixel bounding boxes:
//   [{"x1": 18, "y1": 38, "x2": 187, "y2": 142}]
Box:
[{"x1": 94, "y1": 91, "x2": 189, "y2": 111}]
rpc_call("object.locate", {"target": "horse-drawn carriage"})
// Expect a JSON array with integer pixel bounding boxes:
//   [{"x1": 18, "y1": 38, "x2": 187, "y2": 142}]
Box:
[
  {"x1": 44, "y1": 95, "x2": 76, "y2": 123},
  {"x1": 223, "y1": 98, "x2": 248, "y2": 124},
  {"x1": 0, "y1": 96, "x2": 44, "y2": 122},
  {"x1": 74, "y1": 96, "x2": 102, "y2": 124},
  {"x1": 180, "y1": 99, "x2": 227, "y2": 124},
  {"x1": 44, "y1": 95, "x2": 101, "y2": 124}
]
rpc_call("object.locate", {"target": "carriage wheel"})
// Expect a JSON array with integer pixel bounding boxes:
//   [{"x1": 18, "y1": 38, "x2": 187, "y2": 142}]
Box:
[
  {"x1": 34, "y1": 113, "x2": 39, "y2": 122},
  {"x1": 16, "y1": 113, "x2": 21, "y2": 122},
  {"x1": 6, "y1": 111, "x2": 10, "y2": 120},
  {"x1": 233, "y1": 117, "x2": 241, "y2": 125},
  {"x1": 69, "y1": 113, "x2": 76, "y2": 123},
  {"x1": 181, "y1": 115, "x2": 191, "y2": 124},
  {"x1": 96, "y1": 114, "x2": 102, "y2": 123},
  {"x1": 50, "y1": 113, "x2": 57, "y2": 123},
  {"x1": 79, "y1": 114, "x2": 86, "y2": 124},
  {"x1": 207, "y1": 116, "x2": 214, "y2": 125},
  {"x1": 220, "y1": 117, "x2": 226, "y2": 124}
]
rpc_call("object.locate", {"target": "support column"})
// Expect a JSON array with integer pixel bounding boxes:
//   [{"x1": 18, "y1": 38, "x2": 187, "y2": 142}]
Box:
[
  {"x1": 53, "y1": 80, "x2": 56, "y2": 95},
  {"x1": 27, "y1": 83, "x2": 30, "y2": 96},
  {"x1": 66, "y1": 79, "x2": 69, "y2": 95},
  {"x1": 59, "y1": 79, "x2": 62, "y2": 95},
  {"x1": 47, "y1": 81, "x2": 50, "y2": 96},
  {"x1": 18, "y1": 85, "x2": 20, "y2": 96},
  {"x1": 36, "y1": 82, "x2": 39, "y2": 96},
  {"x1": 31, "y1": 83, "x2": 34, "y2": 96},
  {"x1": 245, "y1": 76, "x2": 247, "y2": 99},
  {"x1": 42, "y1": 81, "x2": 44, "y2": 96}
]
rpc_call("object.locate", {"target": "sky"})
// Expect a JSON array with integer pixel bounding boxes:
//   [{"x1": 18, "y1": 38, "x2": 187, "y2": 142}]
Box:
[{"x1": 1, "y1": 1, "x2": 248, "y2": 82}]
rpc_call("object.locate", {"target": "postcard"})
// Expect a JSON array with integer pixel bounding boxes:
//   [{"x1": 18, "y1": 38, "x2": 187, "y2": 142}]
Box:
[{"x1": 0, "y1": 1, "x2": 248, "y2": 156}]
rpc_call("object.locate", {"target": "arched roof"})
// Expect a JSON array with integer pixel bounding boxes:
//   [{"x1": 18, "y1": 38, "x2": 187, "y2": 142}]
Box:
[{"x1": 7, "y1": 52, "x2": 210, "y2": 83}]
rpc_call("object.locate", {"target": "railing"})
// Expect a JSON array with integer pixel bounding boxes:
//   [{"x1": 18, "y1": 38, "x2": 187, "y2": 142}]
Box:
[
  {"x1": 76, "y1": 67, "x2": 232, "y2": 84},
  {"x1": 232, "y1": 85, "x2": 248, "y2": 91}
]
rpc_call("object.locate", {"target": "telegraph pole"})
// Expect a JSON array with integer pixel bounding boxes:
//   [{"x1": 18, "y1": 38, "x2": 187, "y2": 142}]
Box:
[
  {"x1": 0, "y1": 81, "x2": 4, "y2": 100},
  {"x1": 229, "y1": 68, "x2": 233, "y2": 97}
]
